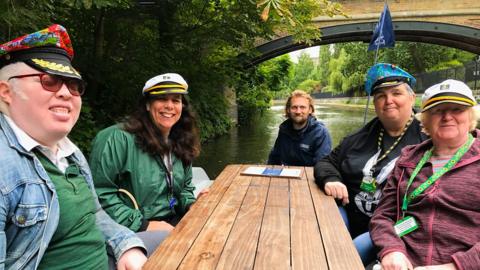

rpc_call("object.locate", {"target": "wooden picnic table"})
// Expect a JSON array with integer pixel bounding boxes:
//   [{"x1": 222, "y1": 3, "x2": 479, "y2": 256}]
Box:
[{"x1": 144, "y1": 164, "x2": 364, "y2": 270}]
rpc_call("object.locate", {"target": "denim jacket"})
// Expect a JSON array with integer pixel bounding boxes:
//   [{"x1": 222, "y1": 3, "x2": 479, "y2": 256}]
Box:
[{"x1": 0, "y1": 114, "x2": 145, "y2": 270}]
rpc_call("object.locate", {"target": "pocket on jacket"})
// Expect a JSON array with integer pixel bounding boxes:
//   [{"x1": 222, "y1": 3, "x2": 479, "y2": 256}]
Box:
[{"x1": 11, "y1": 204, "x2": 47, "y2": 227}]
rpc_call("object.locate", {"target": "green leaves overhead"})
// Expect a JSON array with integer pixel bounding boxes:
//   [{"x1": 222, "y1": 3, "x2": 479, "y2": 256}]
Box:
[
  {"x1": 0, "y1": 0, "x2": 348, "y2": 146},
  {"x1": 255, "y1": 0, "x2": 345, "y2": 43}
]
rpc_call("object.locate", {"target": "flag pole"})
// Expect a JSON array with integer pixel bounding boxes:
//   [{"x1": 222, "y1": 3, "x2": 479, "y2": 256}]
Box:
[
  {"x1": 363, "y1": 32, "x2": 382, "y2": 125},
  {"x1": 363, "y1": 1, "x2": 390, "y2": 125}
]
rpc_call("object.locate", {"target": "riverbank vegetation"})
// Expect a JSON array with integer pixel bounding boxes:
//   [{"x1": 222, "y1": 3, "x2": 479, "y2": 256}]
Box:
[
  {"x1": 267, "y1": 42, "x2": 475, "y2": 99},
  {"x1": 0, "y1": 0, "x2": 344, "y2": 151}
]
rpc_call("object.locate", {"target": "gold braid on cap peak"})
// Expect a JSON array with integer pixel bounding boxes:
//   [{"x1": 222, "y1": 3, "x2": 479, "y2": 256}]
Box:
[
  {"x1": 148, "y1": 89, "x2": 187, "y2": 95},
  {"x1": 422, "y1": 95, "x2": 476, "y2": 109},
  {"x1": 144, "y1": 83, "x2": 187, "y2": 93},
  {"x1": 32, "y1": 58, "x2": 80, "y2": 76}
]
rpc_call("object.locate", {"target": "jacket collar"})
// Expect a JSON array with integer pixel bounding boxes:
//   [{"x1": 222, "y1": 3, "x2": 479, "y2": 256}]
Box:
[
  {"x1": 0, "y1": 113, "x2": 78, "y2": 159},
  {"x1": 0, "y1": 113, "x2": 31, "y2": 155}
]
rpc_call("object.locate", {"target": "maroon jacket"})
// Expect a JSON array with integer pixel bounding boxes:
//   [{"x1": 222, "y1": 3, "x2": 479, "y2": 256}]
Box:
[{"x1": 370, "y1": 131, "x2": 480, "y2": 270}]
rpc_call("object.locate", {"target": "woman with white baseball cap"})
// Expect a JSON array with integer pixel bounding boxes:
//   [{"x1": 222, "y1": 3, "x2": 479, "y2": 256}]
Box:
[
  {"x1": 89, "y1": 73, "x2": 205, "y2": 249},
  {"x1": 370, "y1": 79, "x2": 480, "y2": 270}
]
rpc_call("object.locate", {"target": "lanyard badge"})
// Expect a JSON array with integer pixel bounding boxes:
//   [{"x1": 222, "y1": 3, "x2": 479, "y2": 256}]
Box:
[
  {"x1": 396, "y1": 134, "x2": 474, "y2": 237},
  {"x1": 394, "y1": 216, "x2": 418, "y2": 237},
  {"x1": 169, "y1": 196, "x2": 177, "y2": 210},
  {"x1": 360, "y1": 172, "x2": 377, "y2": 193},
  {"x1": 360, "y1": 115, "x2": 414, "y2": 193}
]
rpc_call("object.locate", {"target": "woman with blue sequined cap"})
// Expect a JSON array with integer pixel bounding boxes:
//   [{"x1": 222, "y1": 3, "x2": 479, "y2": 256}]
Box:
[{"x1": 314, "y1": 63, "x2": 429, "y2": 266}]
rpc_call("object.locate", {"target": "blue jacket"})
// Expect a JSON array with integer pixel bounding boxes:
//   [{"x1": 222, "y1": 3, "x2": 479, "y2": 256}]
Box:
[
  {"x1": 268, "y1": 115, "x2": 332, "y2": 166},
  {"x1": 0, "y1": 114, "x2": 144, "y2": 270}
]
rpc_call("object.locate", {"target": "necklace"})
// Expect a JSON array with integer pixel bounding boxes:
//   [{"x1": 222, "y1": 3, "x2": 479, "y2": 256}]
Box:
[
  {"x1": 376, "y1": 113, "x2": 414, "y2": 165},
  {"x1": 360, "y1": 113, "x2": 414, "y2": 193}
]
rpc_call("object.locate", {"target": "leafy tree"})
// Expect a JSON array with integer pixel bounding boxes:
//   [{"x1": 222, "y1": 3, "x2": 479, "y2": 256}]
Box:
[
  {"x1": 257, "y1": 54, "x2": 293, "y2": 92},
  {"x1": 312, "y1": 45, "x2": 331, "y2": 89},
  {"x1": 327, "y1": 48, "x2": 348, "y2": 93},
  {"x1": 297, "y1": 79, "x2": 320, "y2": 93},
  {"x1": 290, "y1": 52, "x2": 315, "y2": 89}
]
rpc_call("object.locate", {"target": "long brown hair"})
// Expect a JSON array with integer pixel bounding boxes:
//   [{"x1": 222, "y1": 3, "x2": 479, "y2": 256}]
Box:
[{"x1": 123, "y1": 95, "x2": 200, "y2": 165}]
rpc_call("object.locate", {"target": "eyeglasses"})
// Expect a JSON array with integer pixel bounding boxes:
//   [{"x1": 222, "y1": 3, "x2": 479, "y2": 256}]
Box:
[
  {"x1": 8, "y1": 73, "x2": 85, "y2": 96},
  {"x1": 430, "y1": 106, "x2": 468, "y2": 116}
]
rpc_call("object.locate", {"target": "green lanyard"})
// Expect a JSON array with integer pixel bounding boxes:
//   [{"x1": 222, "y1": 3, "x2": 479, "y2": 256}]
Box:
[{"x1": 401, "y1": 134, "x2": 474, "y2": 214}]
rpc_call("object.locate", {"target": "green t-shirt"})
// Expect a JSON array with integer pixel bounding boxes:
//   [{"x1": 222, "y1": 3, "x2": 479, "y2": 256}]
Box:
[{"x1": 36, "y1": 153, "x2": 108, "y2": 270}]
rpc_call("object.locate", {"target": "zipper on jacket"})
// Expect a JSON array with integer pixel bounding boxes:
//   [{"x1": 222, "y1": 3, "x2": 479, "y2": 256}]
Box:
[{"x1": 426, "y1": 182, "x2": 438, "y2": 265}]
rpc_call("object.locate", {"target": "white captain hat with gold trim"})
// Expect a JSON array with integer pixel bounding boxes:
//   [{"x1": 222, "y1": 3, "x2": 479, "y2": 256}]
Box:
[
  {"x1": 421, "y1": 79, "x2": 477, "y2": 112},
  {"x1": 142, "y1": 73, "x2": 188, "y2": 96}
]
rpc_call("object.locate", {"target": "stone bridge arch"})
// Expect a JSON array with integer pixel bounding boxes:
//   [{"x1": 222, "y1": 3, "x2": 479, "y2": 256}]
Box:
[
  {"x1": 247, "y1": 0, "x2": 480, "y2": 66},
  {"x1": 248, "y1": 21, "x2": 480, "y2": 66}
]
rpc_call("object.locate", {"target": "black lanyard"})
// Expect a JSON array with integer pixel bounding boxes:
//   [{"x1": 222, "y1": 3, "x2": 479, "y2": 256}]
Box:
[{"x1": 155, "y1": 152, "x2": 176, "y2": 211}]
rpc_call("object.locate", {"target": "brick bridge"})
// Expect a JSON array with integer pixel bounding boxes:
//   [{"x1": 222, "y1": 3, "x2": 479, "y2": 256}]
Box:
[{"x1": 248, "y1": 0, "x2": 480, "y2": 66}]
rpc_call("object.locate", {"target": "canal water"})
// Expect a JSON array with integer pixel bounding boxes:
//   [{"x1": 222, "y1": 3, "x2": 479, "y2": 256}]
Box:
[{"x1": 193, "y1": 103, "x2": 374, "y2": 179}]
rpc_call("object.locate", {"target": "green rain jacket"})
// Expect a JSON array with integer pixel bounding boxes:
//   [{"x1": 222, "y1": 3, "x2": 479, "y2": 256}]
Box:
[{"x1": 89, "y1": 124, "x2": 196, "y2": 232}]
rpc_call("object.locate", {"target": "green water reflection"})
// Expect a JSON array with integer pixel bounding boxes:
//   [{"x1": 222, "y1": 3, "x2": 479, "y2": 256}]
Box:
[{"x1": 194, "y1": 104, "x2": 374, "y2": 179}]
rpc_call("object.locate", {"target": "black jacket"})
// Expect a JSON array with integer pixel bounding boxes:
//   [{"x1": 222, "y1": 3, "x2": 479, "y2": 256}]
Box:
[{"x1": 314, "y1": 116, "x2": 428, "y2": 236}]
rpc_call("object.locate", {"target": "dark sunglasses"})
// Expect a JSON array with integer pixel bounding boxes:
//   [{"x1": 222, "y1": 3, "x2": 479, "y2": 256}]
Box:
[{"x1": 8, "y1": 73, "x2": 85, "y2": 96}]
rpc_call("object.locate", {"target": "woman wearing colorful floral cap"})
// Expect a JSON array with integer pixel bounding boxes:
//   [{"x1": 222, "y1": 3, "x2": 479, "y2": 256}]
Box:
[
  {"x1": 314, "y1": 63, "x2": 428, "y2": 266},
  {"x1": 370, "y1": 79, "x2": 480, "y2": 270},
  {"x1": 89, "y1": 73, "x2": 205, "y2": 238}
]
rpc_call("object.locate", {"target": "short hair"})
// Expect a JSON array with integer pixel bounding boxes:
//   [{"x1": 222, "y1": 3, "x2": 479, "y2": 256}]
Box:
[
  {"x1": 419, "y1": 105, "x2": 480, "y2": 135},
  {"x1": 285, "y1": 89, "x2": 315, "y2": 118},
  {"x1": 0, "y1": 63, "x2": 24, "y2": 114},
  {"x1": 404, "y1": 83, "x2": 415, "y2": 95}
]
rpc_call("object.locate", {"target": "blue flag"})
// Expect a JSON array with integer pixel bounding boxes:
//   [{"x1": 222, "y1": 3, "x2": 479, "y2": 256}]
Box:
[{"x1": 368, "y1": 3, "x2": 395, "y2": 51}]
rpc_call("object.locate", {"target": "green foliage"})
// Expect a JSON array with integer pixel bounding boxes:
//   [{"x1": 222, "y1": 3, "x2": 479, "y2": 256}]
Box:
[
  {"x1": 382, "y1": 42, "x2": 475, "y2": 73},
  {"x1": 297, "y1": 79, "x2": 320, "y2": 93},
  {"x1": 0, "y1": 1, "x2": 342, "y2": 144},
  {"x1": 327, "y1": 48, "x2": 348, "y2": 93},
  {"x1": 191, "y1": 88, "x2": 233, "y2": 142},
  {"x1": 237, "y1": 83, "x2": 272, "y2": 123},
  {"x1": 0, "y1": 1, "x2": 55, "y2": 38},
  {"x1": 236, "y1": 67, "x2": 274, "y2": 123},
  {"x1": 69, "y1": 101, "x2": 99, "y2": 155},
  {"x1": 256, "y1": 0, "x2": 345, "y2": 43},
  {"x1": 279, "y1": 41, "x2": 477, "y2": 97},
  {"x1": 257, "y1": 54, "x2": 293, "y2": 92},
  {"x1": 312, "y1": 46, "x2": 330, "y2": 88},
  {"x1": 290, "y1": 52, "x2": 315, "y2": 89}
]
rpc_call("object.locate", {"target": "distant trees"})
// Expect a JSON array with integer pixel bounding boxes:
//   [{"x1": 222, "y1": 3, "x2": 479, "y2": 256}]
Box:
[{"x1": 274, "y1": 41, "x2": 475, "y2": 97}]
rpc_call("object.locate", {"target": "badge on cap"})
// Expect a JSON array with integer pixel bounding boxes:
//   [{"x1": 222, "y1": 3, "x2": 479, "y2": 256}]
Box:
[
  {"x1": 0, "y1": 24, "x2": 81, "y2": 80},
  {"x1": 439, "y1": 83, "x2": 450, "y2": 91}
]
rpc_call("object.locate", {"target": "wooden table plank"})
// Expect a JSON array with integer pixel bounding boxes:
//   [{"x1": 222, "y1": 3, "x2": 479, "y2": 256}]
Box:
[
  {"x1": 254, "y1": 177, "x2": 290, "y2": 270},
  {"x1": 177, "y1": 165, "x2": 253, "y2": 270},
  {"x1": 145, "y1": 165, "x2": 364, "y2": 270},
  {"x1": 290, "y1": 169, "x2": 329, "y2": 270},
  {"x1": 143, "y1": 164, "x2": 242, "y2": 270},
  {"x1": 215, "y1": 177, "x2": 269, "y2": 270},
  {"x1": 305, "y1": 167, "x2": 364, "y2": 270}
]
